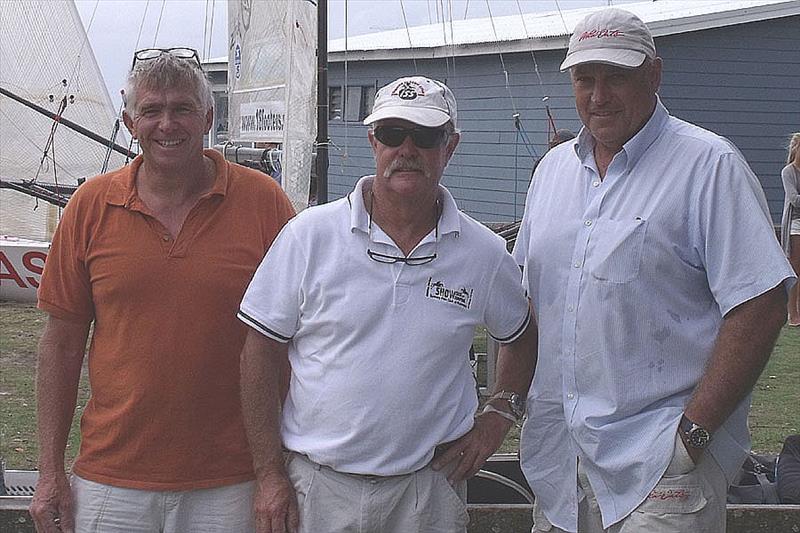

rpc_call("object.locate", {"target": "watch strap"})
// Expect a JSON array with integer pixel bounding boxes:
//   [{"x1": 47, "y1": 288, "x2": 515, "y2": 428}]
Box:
[
  {"x1": 679, "y1": 415, "x2": 712, "y2": 448},
  {"x1": 480, "y1": 404, "x2": 517, "y2": 423}
]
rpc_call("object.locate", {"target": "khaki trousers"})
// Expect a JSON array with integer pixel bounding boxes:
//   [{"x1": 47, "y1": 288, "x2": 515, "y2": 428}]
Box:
[
  {"x1": 532, "y1": 434, "x2": 728, "y2": 533},
  {"x1": 72, "y1": 475, "x2": 255, "y2": 532},
  {"x1": 287, "y1": 452, "x2": 468, "y2": 533}
]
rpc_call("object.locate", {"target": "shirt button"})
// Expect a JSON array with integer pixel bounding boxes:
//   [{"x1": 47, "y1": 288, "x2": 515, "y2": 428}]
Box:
[
  {"x1": 567, "y1": 393, "x2": 575, "y2": 400},
  {"x1": 584, "y1": 220, "x2": 593, "y2": 227},
  {"x1": 573, "y1": 262, "x2": 581, "y2": 268},
  {"x1": 592, "y1": 181, "x2": 600, "y2": 187},
  {"x1": 163, "y1": 235, "x2": 170, "y2": 241},
  {"x1": 567, "y1": 305, "x2": 574, "y2": 312}
]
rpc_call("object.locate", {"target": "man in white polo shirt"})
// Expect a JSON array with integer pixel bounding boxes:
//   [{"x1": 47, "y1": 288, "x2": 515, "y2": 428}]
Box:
[
  {"x1": 514, "y1": 8, "x2": 795, "y2": 533},
  {"x1": 237, "y1": 76, "x2": 538, "y2": 533}
]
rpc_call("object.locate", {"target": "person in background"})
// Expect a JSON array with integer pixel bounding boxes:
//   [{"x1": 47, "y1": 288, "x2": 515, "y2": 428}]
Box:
[
  {"x1": 237, "y1": 75, "x2": 538, "y2": 533},
  {"x1": 531, "y1": 128, "x2": 577, "y2": 178},
  {"x1": 549, "y1": 128, "x2": 577, "y2": 149},
  {"x1": 781, "y1": 132, "x2": 800, "y2": 326},
  {"x1": 514, "y1": 8, "x2": 795, "y2": 532},
  {"x1": 29, "y1": 47, "x2": 294, "y2": 533}
]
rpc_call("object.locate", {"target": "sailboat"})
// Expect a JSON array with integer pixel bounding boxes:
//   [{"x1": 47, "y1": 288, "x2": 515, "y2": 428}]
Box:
[{"x1": 0, "y1": 0, "x2": 129, "y2": 302}]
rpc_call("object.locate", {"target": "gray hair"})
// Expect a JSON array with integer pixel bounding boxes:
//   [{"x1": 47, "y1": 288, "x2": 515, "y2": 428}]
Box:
[
  {"x1": 124, "y1": 53, "x2": 213, "y2": 116},
  {"x1": 788, "y1": 132, "x2": 800, "y2": 165}
]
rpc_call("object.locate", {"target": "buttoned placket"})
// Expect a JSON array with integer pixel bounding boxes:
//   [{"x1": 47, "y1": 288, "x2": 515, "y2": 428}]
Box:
[
  {"x1": 368, "y1": 222, "x2": 438, "y2": 305},
  {"x1": 129, "y1": 193, "x2": 217, "y2": 258},
  {"x1": 560, "y1": 153, "x2": 628, "y2": 426}
]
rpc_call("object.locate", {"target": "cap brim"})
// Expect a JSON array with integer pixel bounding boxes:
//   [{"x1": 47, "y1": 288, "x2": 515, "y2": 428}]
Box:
[
  {"x1": 560, "y1": 49, "x2": 646, "y2": 71},
  {"x1": 363, "y1": 107, "x2": 451, "y2": 127}
]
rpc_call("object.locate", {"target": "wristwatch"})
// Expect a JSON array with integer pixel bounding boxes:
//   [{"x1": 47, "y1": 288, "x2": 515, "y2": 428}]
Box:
[
  {"x1": 488, "y1": 390, "x2": 526, "y2": 422},
  {"x1": 679, "y1": 415, "x2": 712, "y2": 449}
]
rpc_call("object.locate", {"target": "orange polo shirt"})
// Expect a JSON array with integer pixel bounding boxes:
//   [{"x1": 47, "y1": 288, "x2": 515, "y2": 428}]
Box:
[{"x1": 38, "y1": 149, "x2": 295, "y2": 490}]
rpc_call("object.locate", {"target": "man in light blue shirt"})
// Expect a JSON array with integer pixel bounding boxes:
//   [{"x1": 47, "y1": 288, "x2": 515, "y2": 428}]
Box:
[{"x1": 514, "y1": 8, "x2": 795, "y2": 532}]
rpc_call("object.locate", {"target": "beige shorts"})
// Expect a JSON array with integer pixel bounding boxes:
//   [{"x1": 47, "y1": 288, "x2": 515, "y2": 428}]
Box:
[
  {"x1": 287, "y1": 452, "x2": 468, "y2": 533},
  {"x1": 72, "y1": 475, "x2": 255, "y2": 533},
  {"x1": 532, "y1": 433, "x2": 727, "y2": 533}
]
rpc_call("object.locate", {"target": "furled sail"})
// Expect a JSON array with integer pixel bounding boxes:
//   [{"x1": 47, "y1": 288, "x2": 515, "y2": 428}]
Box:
[
  {"x1": 228, "y1": 0, "x2": 317, "y2": 211},
  {"x1": 0, "y1": 0, "x2": 125, "y2": 241}
]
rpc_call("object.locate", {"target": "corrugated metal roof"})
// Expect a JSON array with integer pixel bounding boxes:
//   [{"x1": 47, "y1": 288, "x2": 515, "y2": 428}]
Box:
[{"x1": 328, "y1": 0, "x2": 800, "y2": 61}]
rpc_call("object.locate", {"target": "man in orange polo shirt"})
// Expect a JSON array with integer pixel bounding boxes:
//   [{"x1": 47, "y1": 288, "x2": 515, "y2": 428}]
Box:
[{"x1": 29, "y1": 48, "x2": 294, "y2": 533}]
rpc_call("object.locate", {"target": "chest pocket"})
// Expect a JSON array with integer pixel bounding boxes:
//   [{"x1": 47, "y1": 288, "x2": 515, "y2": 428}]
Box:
[{"x1": 588, "y1": 217, "x2": 648, "y2": 284}]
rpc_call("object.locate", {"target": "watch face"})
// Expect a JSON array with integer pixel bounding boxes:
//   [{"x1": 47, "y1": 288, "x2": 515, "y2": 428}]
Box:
[
  {"x1": 688, "y1": 427, "x2": 711, "y2": 448},
  {"x1": 509, "y1": 393, "x2": 525, "y2": 418}
]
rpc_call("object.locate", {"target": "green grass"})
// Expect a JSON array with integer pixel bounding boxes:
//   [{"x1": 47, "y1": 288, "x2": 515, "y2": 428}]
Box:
[
  {"x1": 750, "y1": 325, "x2": 800, "y2": 452},
  {"x1": 0, "y1": 302, "x2": 89, "y2": 469},
  {"x1": 0, "y1": 303, "x2": 797, "y2": 468},
  {"x1": 476, "y1": 325, "x2": 799, "y2": 455}
]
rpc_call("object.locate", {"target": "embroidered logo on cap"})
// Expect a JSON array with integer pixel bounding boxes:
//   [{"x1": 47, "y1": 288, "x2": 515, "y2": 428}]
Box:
[
  {"x1": 579, "y1": 29, "x2": 625, "y2": 41},
  {"x1": 426, "y1": 278, "x2": 473, "y2": 309},
  {"x1": 392, "y1": 80, "x2": 425, "y2": 100}
]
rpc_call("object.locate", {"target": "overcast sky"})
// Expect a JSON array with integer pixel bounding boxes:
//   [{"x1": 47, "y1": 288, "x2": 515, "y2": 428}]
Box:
[{"x1": 75, "y1": 0, "x2": 637, "y2": 109}]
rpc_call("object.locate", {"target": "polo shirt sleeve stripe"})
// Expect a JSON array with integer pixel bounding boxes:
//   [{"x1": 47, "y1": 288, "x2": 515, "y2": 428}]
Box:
[
  {"x1": 489, "y1": 306, "x2": 531, "y2": 344},
  {"x1": 237, "y1": 310, "x2": 292, "y2": 343}
]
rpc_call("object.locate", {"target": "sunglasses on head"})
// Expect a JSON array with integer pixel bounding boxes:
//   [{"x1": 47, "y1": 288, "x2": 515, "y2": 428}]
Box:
[
  {"x1": 132, "y1": 47, "x2": 202, "y2": 70},
  {"x1": 373, "y1": 125, "x2": 449, "y2": 149}
]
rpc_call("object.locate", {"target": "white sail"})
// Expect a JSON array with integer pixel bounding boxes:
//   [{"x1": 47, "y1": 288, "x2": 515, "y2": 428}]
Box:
[
  {"x1": 228, "y1": 0, "x2": 317, "y2": 211},
  {"x1": 0, "y1": 0, "x2": 125, "y2": 241}
]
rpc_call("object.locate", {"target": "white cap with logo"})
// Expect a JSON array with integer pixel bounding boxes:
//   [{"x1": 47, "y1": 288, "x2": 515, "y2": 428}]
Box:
[
  {"x1": 560, "y1": 8, "x2": 655, "y2": 71},
  {"x1": 363, "y1": 76, "x2": 457, "y2": 129}
]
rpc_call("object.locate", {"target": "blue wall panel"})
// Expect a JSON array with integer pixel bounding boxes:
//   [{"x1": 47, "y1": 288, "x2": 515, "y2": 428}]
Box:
[{"x1": 327, "y1": 15, "x2": 800, "y2": 223}]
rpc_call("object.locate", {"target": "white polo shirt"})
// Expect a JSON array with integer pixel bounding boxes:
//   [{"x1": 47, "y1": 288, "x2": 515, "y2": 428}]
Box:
[
  {"x1": 239, "y1": 177, "x2": 530, "y2": 476},
  {"x1": 514, "y1": 99, "x2": 795, "y2": 531}
]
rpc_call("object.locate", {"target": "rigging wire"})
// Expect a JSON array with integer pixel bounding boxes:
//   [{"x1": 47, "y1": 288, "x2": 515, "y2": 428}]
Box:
[
  {"x1": 339, "y1": 0, "x2": 350, "y2": 171},
  {"x1": 152, "y1": 0, "x2": 167, "y2": 47},
  {"x1": 134, "y1": 1, "x2": 151, "y2": 51},
  {"x1": 33, "y1": 95, "x2": 68, "y2": 189},
  {"x1": 203, "y1": 0, "x2": 211, "y2": 59},
  {"x1": 398, "y1": 0, "x2": 418, "y2": 74},
  {"x1": 483, "y1": 0, "x2": 528, "y2": 151},
  {"x1": 513, "y1": 0, "x2": 557, "y2": 144},
  {"x1": 553, "y1": 0, "x2": 571, "y2": 35},
  {"x1": 447, "y1": 0, "x2": 456, "y2": 78},
  {"x1": 439, "y1": 0, "x2": 451, "y2": 78},
  {"x1": 206, "y1": 0, "x2": 217, "y2": 61}
]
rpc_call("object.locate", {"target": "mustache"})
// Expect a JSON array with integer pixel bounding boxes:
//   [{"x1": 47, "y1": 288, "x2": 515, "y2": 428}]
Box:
[{"x1": 383, "y1": 156, "x2": 430, "y2": 178}]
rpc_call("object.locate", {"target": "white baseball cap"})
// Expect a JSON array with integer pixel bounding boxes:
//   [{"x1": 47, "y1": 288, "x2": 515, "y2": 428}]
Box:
[
  {"x1": 560, "y1": 8, "x2": 656, "y2": 71},
  {"x1": 363, "y1": 76, "x2": 457, "y2": 129}
]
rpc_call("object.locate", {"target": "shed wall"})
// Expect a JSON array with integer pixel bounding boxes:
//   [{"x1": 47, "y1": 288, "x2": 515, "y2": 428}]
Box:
[{"x1": 327, "y1": 15, "x2": 800, "y2": 223}]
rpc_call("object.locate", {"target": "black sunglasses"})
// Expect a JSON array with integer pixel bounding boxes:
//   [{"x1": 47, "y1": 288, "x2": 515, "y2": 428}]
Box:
[
  {"x1": 366, "y1": 191, "x2": 439, "y2": 265},
  {"x1": 373, "y1": 126, "x2": 449, "y2": 149},
  {"x1": 132, "y1": 47, "x2": 202, "y2": 70}
]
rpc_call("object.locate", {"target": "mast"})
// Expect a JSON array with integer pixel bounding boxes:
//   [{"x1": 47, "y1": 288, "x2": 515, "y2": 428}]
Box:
[{"x1": 315, "y1": 0, "x2": 329, "y2": 204}]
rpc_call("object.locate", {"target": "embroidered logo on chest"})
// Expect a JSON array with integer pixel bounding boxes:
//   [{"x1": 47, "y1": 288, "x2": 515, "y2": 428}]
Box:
[{"x1": 425, "y1": 277, "x2": 474, "y2": 309}]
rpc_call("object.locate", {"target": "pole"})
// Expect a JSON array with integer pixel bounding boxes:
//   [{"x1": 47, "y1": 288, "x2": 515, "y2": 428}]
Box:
[
  {"x1": 315, "y1": 0, "x2": 329, "y2": 204},
  {"x1": 0, "y1": 86, "x2": 137, "y2": 159}
]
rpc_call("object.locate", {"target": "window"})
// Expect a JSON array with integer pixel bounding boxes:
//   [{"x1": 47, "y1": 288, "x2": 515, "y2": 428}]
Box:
[
  {"x1": 328, "y1": 85, "x2": 377, "y2": 122},
  {"x1": 328, "y1": 87, "x2": 342, "y2": 120},
  {"x1": 344, "y1": 86, "x2": 362, "y2": 122},
  {"x1": 360, "y1": 86, "x2": 376, "y2": 121}
]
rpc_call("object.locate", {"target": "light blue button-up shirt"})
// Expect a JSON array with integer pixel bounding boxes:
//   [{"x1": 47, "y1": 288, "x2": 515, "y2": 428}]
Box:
[{"x1": 515, "y1": 99, "x2": 795, "y2": 531}]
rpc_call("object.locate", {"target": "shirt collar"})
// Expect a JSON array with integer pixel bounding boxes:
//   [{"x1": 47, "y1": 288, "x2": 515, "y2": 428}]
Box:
[
  {"x1": 349, "y1": 176, "x2": 462, "y2": 239},
  {"x1": 574, "y1": 95, "x2": 669, "y2": 172},
  {"x1": 105, "y1": 149, "x2": 229, "y2": 208}
]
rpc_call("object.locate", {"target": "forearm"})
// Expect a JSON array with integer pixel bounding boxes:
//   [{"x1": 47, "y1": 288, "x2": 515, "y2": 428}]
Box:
[
  {"x1": 492, "y1": 310, "x2": 538, "y2": 398},
  {"x1": 240, "y1": 330, "x2": 290, "y2": 479},
  {"x1": 36, "y1": 317, "x2": 89, "y2": 474},
  {"x1": 782, "y1": 168, "x2": 800, "y2": 208},
  {"x1": 685, "y1": 285, "x2": 787, "y2": 432}
]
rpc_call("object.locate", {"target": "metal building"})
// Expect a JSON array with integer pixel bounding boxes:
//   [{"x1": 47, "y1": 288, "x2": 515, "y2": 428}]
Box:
[{"x1": 326, "y1": 0, "x2": 800, "y2": 223}]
